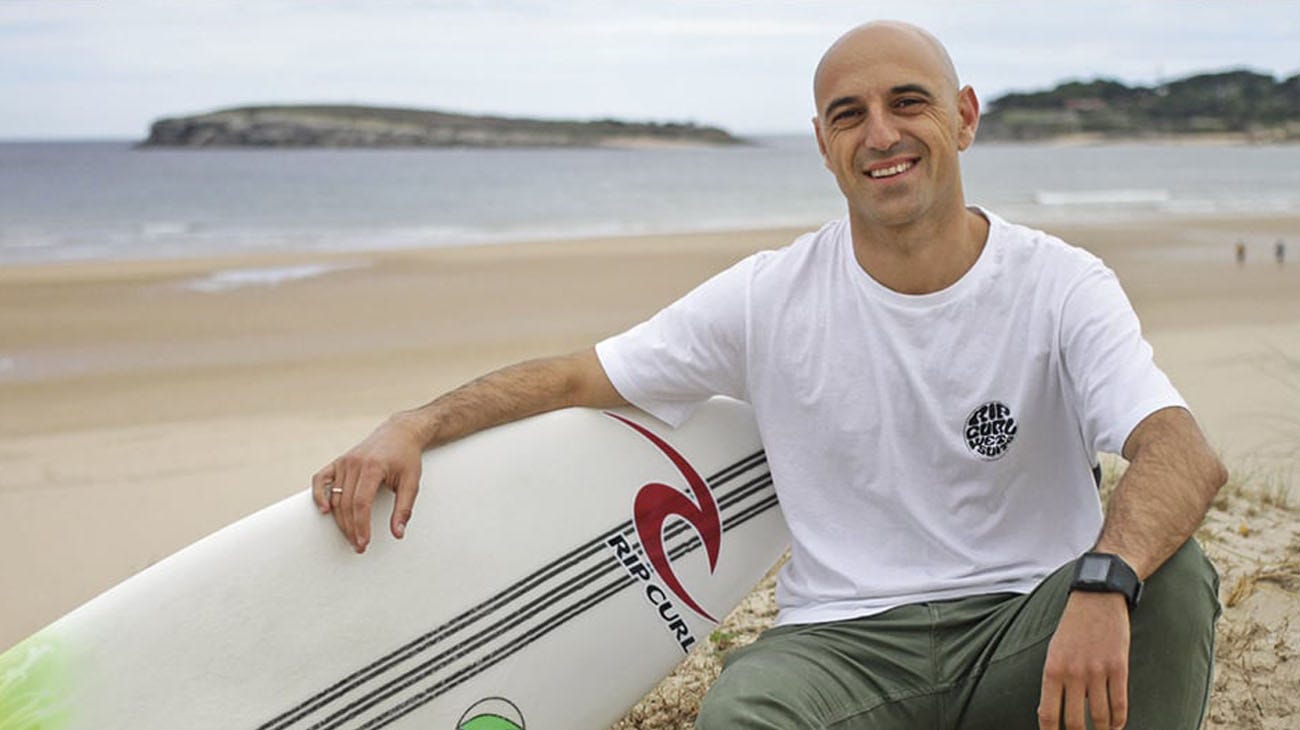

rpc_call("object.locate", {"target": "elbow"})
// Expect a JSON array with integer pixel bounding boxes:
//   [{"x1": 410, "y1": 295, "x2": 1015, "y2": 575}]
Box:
[
  {"x1": 1205, "y1": 454, "x2": 1229, "y2": 496},
  {"x1": 553, "y1": 357, "x2": 590, "y2": 408},
  {"x1": 556, "y1": 349, "x2": 624, "y2": 409}
]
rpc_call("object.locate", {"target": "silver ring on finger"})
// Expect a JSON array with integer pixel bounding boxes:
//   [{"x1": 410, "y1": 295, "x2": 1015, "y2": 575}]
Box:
[{"x1": 328, "y1": 484, "x2": 344, "y2": 502}]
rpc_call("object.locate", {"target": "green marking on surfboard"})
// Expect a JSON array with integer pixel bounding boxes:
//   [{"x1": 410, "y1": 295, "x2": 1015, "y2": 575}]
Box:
[
  {"x1": 459, "y1": 715, "x2": 523, "y2": 730},
  {"x1": 0, "y1": 631, "x2": 71, "y2": 730}
]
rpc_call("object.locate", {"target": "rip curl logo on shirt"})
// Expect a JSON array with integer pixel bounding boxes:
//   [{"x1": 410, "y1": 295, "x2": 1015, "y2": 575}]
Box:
[{"x1": 964, "y1": 401, "x2": 1018, "y2": 460}]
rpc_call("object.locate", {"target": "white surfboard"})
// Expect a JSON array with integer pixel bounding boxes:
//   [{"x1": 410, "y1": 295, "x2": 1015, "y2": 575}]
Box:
[{"x1": 0, "y1": 398, "x2": 787, "y2": 729}]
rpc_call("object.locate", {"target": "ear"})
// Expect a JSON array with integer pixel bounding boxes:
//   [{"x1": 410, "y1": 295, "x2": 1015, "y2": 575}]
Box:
[
  {"x1": 956, "y1": 86, "x2": 979, "y2": 151},
  {"x1": 812, "y1": 116, "x2": 832, "y2": 170}
]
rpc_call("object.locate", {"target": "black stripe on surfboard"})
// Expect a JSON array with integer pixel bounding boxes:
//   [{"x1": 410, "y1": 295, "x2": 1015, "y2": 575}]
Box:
[
  {"x1": 356, "y1": 490, "x2": 780, "y2": 722},
  {"x1": 361, "y1": 574, "x2": 636, "y2": 730},
  {"x1": 306, "y1": 478, "x2": 778, "y2": 730},
  {"x1": 669, "y1": 492, "x2": 780, "y2": 562},
  {"x1": 267, "y1": 459, "x2": 764, "y2": 727},
  {"x1": 259, "y1": 449, "x2": 768, "y2": 730},
  {"x1": 261, "y1": 450, "x2": 766, "y2": 730},
  {"x1": 343, "y1": 493, "x2": 784, "y2": 730},
  {"x1": 704, "y1": 450, "x2": 767, "y2": 488},
  {"x1": 302, "y1": 476, "x2": 779, "y2": 730},
  {"x1": 265, "y1": 454, "x2": 770, "y2": 730},
  {"x1": 664, "y1": 471, "x2": 774, "y2": 543}
]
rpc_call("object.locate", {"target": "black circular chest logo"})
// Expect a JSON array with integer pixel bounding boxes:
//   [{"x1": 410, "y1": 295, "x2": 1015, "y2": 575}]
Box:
[{"x1": 965, "y1": 401, "x2": 1018, "y2": 460}]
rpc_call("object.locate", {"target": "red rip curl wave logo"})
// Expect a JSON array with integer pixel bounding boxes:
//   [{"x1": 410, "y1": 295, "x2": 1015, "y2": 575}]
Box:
[{"x1": 605, "y1": 413, "x2": 721, "y2": 622}]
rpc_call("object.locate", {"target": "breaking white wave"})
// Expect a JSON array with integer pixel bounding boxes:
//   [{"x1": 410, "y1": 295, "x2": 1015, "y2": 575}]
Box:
[
  {"x1": 182, "y1": 262, "x2": 367, "y2": 293},
  {"x1": 1034, "y1": 189, "x2": 1171, "y2": 206}
]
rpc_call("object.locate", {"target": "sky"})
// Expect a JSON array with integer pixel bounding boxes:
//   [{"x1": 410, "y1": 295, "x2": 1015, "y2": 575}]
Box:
[{"x1": 2, "y1": 1, "x2": 1299, "y2": 140}]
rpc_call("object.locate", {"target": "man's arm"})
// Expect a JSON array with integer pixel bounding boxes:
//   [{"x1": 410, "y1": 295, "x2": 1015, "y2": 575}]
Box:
[
  {"x1": 1038, "y1": 405, "x2": 1226, "y2": 730},
  {"x1": 310, "y1": 347, "x2": 627, "y2": 553},
  {"x1": 1096, "y1": 406, "x2": 1227, "y2": 578}
]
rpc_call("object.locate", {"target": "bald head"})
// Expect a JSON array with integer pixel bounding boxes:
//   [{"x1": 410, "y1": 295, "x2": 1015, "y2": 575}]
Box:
[{"x1": 814, "y1": 21, "x2": 960, "y2": 115}]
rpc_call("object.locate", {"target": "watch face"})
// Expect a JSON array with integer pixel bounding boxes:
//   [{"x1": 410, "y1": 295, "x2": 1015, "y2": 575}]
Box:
[{"x1": 1079, "y1": 557, "x2": 1111, "y2": 583}]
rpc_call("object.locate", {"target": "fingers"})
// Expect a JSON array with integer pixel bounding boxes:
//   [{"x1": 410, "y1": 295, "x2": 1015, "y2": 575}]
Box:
[
  {"x1": 1062, "y1": 681, "x2": 1087, "y2": 730},
  {"x1": 350, "y1": 464, "x2": 385, "y2": 552},
  {"x1": 311, "y1": 465, "x2": 336, "y2": 514},
  {"x1": 391, "y1": 467, "x2": 421, "y2": 539},
  {"x1": 1037, "y1": 676, "x2": 1061, "y2": 730},
  {"x1": 1108, "y1": 672, "x2": 1129, "y2": 729},
  {"x1": 313, "y1": 418, "x2": 426, "y2": 552},
  {"x1": 1087, "y1": 676, "x2": 1111, "y2": 730},
  {"x1": 313, "y1": 461, "x2": 353, "y2": 543},
  {"x1": 1039, "y1": 670, "x2": 1127, "y2": 730},
  {"x1": 330, "y1": 482, "x2": 349, "y2": 542},
  {"x1": 340, "y1": 459, "x2": 362, "y2": 551},
  {"x1": 326, "y1": 458, "x2": 391, "y2": 553}
]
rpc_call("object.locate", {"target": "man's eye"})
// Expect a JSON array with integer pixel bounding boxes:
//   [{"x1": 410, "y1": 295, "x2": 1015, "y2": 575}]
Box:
[
  {"x1": 896, "y1": 97, "x2": 925, "y2": 109},
  {"x1": 832, "y1": 109, "x2": 862, "y2": 123}
]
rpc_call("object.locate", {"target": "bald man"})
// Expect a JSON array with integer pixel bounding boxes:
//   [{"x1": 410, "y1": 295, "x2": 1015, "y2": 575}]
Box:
[{"x1": 315, "y1": 21, "x2": 1223, "y2": 730}]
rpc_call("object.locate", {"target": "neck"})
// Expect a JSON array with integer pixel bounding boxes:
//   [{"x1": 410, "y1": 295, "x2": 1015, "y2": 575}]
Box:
[{"x1": 849, "y1": 204, "x2": 990, "y2": 295}]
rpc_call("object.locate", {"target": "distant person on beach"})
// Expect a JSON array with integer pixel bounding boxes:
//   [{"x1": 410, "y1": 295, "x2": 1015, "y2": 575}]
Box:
[
  {"x1": 1236, "y1": 239, "x2": 1246, "y2": 266},
  {"x1": 315, "y1": 21, "x2": 1225, "y2": 729},
  {"x1": 1277, "y1": 238, "x2": 1286, "y2": 265}
]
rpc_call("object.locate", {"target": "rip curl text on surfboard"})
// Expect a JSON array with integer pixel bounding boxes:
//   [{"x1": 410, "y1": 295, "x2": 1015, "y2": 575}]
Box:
[{"x1": 604, "y1": 534, "x2": 697, "y2": 653}]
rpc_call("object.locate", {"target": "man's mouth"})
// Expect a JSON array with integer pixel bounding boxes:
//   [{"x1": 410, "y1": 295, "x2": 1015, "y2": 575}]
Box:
[{"x1": 865, "y1": 159, "x2": 917, "y2": 180}]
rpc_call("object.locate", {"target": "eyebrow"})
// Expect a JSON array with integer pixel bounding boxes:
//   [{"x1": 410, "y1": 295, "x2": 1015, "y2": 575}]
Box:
[{"x1": 822, "y1": 84, "x2": 938, "y2": 118}]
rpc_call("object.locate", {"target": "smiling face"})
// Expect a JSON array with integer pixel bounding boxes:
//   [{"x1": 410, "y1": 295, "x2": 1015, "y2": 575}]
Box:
[{"x1": 812, "y1": 22, "x2": 979, "y2": 233}]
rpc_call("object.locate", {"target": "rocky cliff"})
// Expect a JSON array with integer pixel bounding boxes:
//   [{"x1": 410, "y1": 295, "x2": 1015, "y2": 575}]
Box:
[{"x1": 140, "y1": 105, "x2": 744, "y2": 148}]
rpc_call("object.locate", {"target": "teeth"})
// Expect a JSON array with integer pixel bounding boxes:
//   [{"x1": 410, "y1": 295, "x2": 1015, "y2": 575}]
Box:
[{"x1": 868, "y1": 161, "x2": 914, "y2": 179}]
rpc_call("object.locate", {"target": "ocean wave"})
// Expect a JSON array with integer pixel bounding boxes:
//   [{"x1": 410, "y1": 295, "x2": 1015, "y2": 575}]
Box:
[
  {"x1": 1034, "y1": 189, "x2": 1171, "y2": 206},
  {"x1": 139, "y1": 220, "x2": 197, "y2": 238},
  {"x1": 182, "y1": 262, "x2": 368, "y2": 293}
]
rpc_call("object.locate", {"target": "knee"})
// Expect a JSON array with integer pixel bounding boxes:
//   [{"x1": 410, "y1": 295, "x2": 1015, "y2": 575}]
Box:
[
  {"x1": 1143, "y1": 539, "x2": 1219, "y2": 614},
  {"x1": 1123, "y1": 540, "x2": 1219, "y2": 725},
  {"x1": 695, "y1": 693, "x2": 756, "y2": 730},
  {"x1": 695, "y1": 645, "x2": 818, "y2": 730},
  {"x1": 695, "y1": 662, "x2": 801, "y2": 730},
  {"x1": 1133, "y1": 539, "x2": 1220, "y2": 647}
]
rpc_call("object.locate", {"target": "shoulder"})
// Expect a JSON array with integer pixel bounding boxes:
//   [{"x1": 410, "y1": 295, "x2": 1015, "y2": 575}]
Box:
[
  {"x1": 983, "y1": 209, "x2": 1108, "y2": 288},
  {"x1": 746, "y1": 217, "x2": 847, "y2": 281},
  {"x1": 679, "y1": 219, "x2": 845, "y2": 303}
]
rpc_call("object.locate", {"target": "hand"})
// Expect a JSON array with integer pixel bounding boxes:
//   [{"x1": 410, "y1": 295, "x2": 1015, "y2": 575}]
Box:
[
  {"x1": 311, "y1": 413, "x2": 427, "y2": 553},
  {"x1": 1037, "y1": 591, "x2": 1131, "y2": 730}
]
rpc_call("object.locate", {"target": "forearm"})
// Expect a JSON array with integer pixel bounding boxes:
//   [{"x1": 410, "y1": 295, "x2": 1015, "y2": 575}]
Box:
[
  {"x1": 1038, "y1": 408, "x2": 1224, "y2": 727},
  {"x1": 1094, "y1": 406, "x2": 1227, "y2": 579},
  {"x1": 392, "y1": 347, "x2": 627, "y2": 450}
]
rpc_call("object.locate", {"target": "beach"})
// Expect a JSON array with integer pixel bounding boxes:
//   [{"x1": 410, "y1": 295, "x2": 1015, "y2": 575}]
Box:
[{"x1": 3, "y1": 216, "x2": 1299, "y2": 725}]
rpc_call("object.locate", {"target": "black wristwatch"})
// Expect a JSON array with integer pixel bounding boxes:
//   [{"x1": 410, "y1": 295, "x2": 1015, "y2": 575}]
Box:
[{"x1": 1069, "y1": 552, "x2": 1143, "y2": 611}]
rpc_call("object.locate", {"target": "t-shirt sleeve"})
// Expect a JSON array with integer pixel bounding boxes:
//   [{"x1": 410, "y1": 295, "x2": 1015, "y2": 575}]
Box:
[
  {"x1": 595, "y1": 256, "x2": 753, "y2": 427},
  {"x1": 1059, "y1": 264, "x2": 1187, "y2": 455}
]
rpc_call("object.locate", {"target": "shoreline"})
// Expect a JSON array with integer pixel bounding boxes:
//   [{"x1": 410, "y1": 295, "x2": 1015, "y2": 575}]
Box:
[
  {"x1": 3, "y1": 214, "x2": 1299, "y2": 654},
  {"x1": 8, "y1": 132, "x2": 1300, "y2": 146},
  {"x1": 979, "y1": 131, "x2": 1300, "y2": 147},
  {"x1": 1, "y1": 206, "x2": 1296, "y2": 273}
]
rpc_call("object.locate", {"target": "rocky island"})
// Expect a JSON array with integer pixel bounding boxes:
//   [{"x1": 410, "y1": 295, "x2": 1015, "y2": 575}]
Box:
[
  {"x1": 979, "y1": 68, "x2": 1300, "y2": 143},
  {"x1": 139, "y1": 105, "x2": 745, "y2": 149}
]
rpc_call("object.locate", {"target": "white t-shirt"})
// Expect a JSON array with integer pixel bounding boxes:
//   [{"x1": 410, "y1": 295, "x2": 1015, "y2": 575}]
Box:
[{"x1": 596, "y1": 209, "x2": 1185, "y2": 626}]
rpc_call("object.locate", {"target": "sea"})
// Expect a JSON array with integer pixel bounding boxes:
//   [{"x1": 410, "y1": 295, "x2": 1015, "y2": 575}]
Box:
[{"x1": 3, "y1": 136, "x2": 1300, "y2": 271}]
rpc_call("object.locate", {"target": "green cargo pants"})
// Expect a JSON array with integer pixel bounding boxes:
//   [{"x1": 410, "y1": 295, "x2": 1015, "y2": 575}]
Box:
[{"x1": 696, "y1": 540, "x2": 1220, "y2": 729}]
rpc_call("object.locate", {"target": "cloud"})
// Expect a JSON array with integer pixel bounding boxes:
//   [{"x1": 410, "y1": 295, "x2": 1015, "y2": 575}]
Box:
[{"x1": 2, "y1": 1, "x2": 1299, "y2": 138}]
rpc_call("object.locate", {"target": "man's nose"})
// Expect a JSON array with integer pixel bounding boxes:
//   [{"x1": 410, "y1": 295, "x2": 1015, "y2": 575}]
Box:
[{"x1": 862, "y1": 112, "x2": 902, "y2": 151}]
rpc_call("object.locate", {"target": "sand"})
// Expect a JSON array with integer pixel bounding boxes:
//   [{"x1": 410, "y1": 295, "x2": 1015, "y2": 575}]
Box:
[{"x1": 2, "y1": 215, "x2": 1298, "y2": 725}]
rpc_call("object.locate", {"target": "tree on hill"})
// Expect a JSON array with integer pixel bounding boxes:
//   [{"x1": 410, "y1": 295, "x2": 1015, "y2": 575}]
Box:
[{"x1": 979, "y1": 67, "x2": 1300, "y2": 140}]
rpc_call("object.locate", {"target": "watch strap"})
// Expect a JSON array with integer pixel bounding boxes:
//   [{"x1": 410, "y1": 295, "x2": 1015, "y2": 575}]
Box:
[{"x1": 1069, "y1": 551, "x2": 1143, "y2": 610}]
